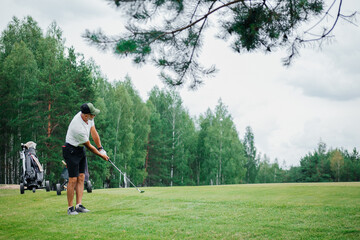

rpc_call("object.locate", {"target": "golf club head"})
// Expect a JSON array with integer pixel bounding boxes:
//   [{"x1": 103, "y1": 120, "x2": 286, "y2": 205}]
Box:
[{"x1": 140, "y1": 190, "x2": 145, "y2": 193}]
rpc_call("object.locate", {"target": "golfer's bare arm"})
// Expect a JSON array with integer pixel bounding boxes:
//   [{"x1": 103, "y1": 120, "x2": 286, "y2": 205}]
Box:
[
  {"x1": 83, "y1": 141, "x2": 109, "y2": 161},
  {"x1": 90, "y1": 126, "x2": 102, "y2": 149}
]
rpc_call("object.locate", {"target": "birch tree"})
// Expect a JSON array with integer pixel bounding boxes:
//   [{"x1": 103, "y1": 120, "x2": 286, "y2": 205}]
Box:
[{"x1": 330, "y1": 149, "x2": 344, "y2": 182}]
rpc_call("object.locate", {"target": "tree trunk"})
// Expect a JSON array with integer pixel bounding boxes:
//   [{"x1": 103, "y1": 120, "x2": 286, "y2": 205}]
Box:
[
  {"x1": 115, "y1": 110, "x2": 121, "y2": 187},
  {"x1": 143, "y1": 140, "x2": 150, "y2": 185},
  {"x1": 47, "y1": 99, "x2": 52, "y2": 138},
  {"x1": 170, "y1": 106, "x2": 175, "y2": 187},
  {"x1": 124, "y1": 163, "x2": 127, "y2": 188},
  {"x1": 219, "y1": 130, "x2": 222, "y2": 185},
  {"x1": 4, "y1": 149, "x2": 7, "y2": 184},
  {"x1": 197, "y1": 162, "x2": 200, "y2": 185}
]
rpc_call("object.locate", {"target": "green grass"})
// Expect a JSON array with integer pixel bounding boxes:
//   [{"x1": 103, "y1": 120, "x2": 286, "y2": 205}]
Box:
[{"x1": 1, "y1": 182, "x2": 360, "y2": 239}]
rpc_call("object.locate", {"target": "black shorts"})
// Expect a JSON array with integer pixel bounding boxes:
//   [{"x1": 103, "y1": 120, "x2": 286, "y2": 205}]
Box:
[{"x1": 62, "y1": 143, "x2": 87, "y2": 178}]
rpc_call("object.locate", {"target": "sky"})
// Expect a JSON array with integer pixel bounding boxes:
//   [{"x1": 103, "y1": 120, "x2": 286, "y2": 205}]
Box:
[{"x1": 1, "y1": 0, "x2": 359, "y2": 168}]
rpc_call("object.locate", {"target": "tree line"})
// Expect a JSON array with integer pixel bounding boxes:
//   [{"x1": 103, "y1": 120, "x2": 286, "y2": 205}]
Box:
[{"x1": 1, "y1": 17, "x2": 359, "y2": 188}]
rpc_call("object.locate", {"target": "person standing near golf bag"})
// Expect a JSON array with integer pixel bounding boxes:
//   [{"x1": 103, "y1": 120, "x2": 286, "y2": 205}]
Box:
[{"x1": 63, "y1": 103, "x2": 109, "y2": 215}]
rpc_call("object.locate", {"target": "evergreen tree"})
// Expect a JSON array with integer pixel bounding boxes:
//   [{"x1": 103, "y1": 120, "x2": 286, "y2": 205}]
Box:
[
  {"x1": 122, "y1": 78, "x2": 151, "y2": 186},
  {"x1": 104, "y1": 82, "x2": 134, "y2": 187},
  {"x1": 300, "y1": 141, "x2": 332, "y2": 182},
  {"x1": 284, "y1": 166, "x2": 303, "y2": 182},
  {"x1": 145, "y1": 87, "x2": 197, "y2": 186},
  {"x1": 0, "y1": 16, "x2": 43, "y2": 184},
  {"x1": 144, "y1": 99, "x2": 168, "y2": 186},
  {"x1": 243, "y1": 126, "x2": 259, "y2": 183},
  {"x1": 146, "y1": 87, "x2": 172, "y2": 186},
  {"x1": 257, "y1": 154, "x2": 271, "y2": 183},
  {"x1": 196, "y1": 109, "x2": 212, "y2": 185},
  {"x1": 342, "y1": 148, "x2": 360, "y2": 182},
  {"x1": 198, "y1": 99, "x2": 246, "y2": 185},
  {"x1": 0, "y1": 16, "x2": 99, "y2": 184},
  {"x1": 175, "y1": 111, "x2": 197, "y2": 186},
  {"x1": 1, "y1": 41, "x2": 38, "y2": 183},
  {"x1": 198, "y1": 109, "x2": 217, "y2": 185}
]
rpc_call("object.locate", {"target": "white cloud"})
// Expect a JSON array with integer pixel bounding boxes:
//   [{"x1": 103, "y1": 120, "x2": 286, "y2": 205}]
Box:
[{"x1": 284, "y1": 37, "x2": 360, "y2": 101}]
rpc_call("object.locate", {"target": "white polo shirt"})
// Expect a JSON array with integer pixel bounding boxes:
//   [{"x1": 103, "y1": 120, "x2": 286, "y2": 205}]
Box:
[{"x1": 65, "y1": 112, "x2": 94, "y2": 147}]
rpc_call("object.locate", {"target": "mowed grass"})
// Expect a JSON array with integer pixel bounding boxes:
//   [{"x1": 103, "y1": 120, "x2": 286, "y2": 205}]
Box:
[{"x1": 0, "y1": 182, "x2": 359, "y2": 239}]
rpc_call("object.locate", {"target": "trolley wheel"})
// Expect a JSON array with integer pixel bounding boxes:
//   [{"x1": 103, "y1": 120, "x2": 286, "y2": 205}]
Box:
[
  {"x1": 56, "y1": 183, "x2": 62, "y2": 195},
  {"x1": 32, "y1": 187, "x2": 36, "y2": 193},
  {"x1": 45, "y1": 180, "x2": 50, "y2": 192},
  {"x1": 86, "y1": 180, "x2": 92, "y2": 193},
  {"x1": 20, "y1": 183, "x2": 25, "y2": 194}
]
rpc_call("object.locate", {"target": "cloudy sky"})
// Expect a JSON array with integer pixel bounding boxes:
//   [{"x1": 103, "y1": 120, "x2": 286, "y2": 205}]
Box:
[{"x1": 1, "y1": 0, "x2": 359, "y2": 167}]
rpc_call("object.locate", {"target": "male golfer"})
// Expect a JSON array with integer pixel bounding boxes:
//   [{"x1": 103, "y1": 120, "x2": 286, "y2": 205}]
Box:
[{"x1": 63, "y1": 103, "x2": 109, "y2": 215}]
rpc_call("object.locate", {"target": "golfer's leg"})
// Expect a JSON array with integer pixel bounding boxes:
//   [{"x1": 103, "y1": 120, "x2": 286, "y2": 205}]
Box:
[
  {"x1": 76, "y1": 173, "x2": 85, "y2": 205},
  {"x1": 67, "y1": 177, "x2": 77, "y2": 207}
]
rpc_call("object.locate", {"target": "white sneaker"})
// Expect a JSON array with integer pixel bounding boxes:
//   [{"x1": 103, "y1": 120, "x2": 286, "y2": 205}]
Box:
[
  {"x1": 76, "y1": 204, "x2": 90, "y2": 213},
  {"x1": 67, "y1": 206, "x2": 78, "y2": 215}
]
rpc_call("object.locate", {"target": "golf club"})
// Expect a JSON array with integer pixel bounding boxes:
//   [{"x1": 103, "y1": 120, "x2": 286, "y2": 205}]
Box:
[{"x1": 108, "y1": 159, "x2": 145, "y2": 193}]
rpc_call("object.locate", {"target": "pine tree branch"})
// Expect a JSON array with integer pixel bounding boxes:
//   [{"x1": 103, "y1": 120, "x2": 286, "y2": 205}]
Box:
[
  {"x1": 138, "y1": 0, "x2": 245, "y2": 44},
  {"x1": 302, "y1": 0, "x2": 346, "y2": 43},
  {"x1": 176, "y1": 1, "x2": 218, "y2": 85}
]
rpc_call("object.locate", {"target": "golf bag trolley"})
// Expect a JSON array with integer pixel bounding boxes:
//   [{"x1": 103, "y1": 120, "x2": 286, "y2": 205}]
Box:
[
  {"x1": 19, "y1": 141, "x2": 50, "y2": 194},
  {"x1": 56, "y1": 160, "x2": 93, "y2": 195}
]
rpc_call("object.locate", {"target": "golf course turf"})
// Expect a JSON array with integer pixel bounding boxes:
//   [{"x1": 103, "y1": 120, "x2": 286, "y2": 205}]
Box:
[{"x1": 1, "y1": 182, "x2": 359, "y2": 239}]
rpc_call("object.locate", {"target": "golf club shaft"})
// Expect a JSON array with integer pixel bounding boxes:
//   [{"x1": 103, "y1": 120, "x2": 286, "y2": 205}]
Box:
[{"x1": 108, "y1": 159, "x2": 143, "y2": 193}]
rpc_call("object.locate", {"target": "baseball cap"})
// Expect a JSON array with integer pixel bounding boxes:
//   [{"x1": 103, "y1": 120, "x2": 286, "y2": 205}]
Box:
[{"x1": 80, "y1": 103, "x2": 100, "y2": 115}]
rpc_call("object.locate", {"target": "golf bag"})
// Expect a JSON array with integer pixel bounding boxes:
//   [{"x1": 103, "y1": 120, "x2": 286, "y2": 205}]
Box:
[{"x1": 19, "y1": 141, "x2": 50, "y2": 194}]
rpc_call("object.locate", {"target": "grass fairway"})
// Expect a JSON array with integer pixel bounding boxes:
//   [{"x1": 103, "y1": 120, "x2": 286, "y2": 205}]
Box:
[{"x1": 1, "y1": 182, "x2": 359, "y2": 239}]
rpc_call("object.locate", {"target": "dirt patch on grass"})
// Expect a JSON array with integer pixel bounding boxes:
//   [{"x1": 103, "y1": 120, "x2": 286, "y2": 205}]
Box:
[{"x1": 0, "y1": 184, "x2": 19, "y2": 189}]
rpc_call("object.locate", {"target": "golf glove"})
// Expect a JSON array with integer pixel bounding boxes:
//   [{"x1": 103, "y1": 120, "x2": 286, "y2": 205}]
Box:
[{"x1": 100, "y1": 149, "x2": 107, "y2": 156}]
